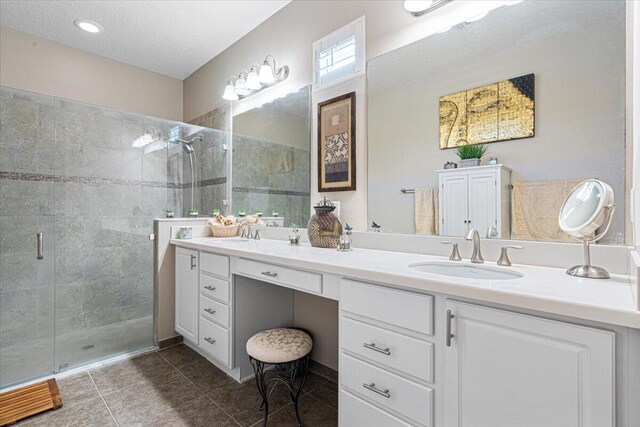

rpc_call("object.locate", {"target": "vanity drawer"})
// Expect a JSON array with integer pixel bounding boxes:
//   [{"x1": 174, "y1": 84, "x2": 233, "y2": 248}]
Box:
[
  {"x1": 341, "y1": 279, "x2": 433, "y2": 335},
  {"x1": 341, "y1": 389, "x2": 412, "y2": 427},
  {"x1": 200, "y1": 252, "x2": 230, "y2": 278},
  {"x1": 199, "y1": 316, "x2": 230, "y2": 366},
  {"x1": 199, "y1": 294, "x2": 230, "y2": 328},
  {"x1": 200, "y1": 273, "x2": 230, "y2": 304},
  {"x1": 341, "y1": 317, "x2": 434, "y2": 383},
  {"x1": 237, "y1": 258, "x2": 322, "y2": 294},
  {"x1": 341, "y1": 353, "x2": 433, "y2": 427}
]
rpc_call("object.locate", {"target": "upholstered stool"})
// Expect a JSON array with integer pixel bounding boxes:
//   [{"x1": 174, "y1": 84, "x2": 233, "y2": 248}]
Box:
[{"x1": 247, "y1": 328, "x2": 313, "y2": 427}]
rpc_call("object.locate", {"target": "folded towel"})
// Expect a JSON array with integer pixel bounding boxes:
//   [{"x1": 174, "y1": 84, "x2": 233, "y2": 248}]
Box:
[
  {"x1": 415, "y1": 187, "x2": 439, "y2": 235},
  {"x1": 511, "y1": 179, "x2": 583, "y2": 242}
]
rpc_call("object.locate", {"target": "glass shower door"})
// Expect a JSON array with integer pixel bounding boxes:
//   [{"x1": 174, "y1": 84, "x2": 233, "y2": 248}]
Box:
[
  {"x1": 0, "y1": 87, "x2": 56, "y2": 388},
  {"x1": 52, "y1": 100, "x2": 155, "y2": 372}
]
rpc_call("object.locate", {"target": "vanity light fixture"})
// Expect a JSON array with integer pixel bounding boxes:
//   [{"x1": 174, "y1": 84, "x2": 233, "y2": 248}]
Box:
[
  {"x1": 403, "y1": 0, "x2": 451, "y2": 17},
  {"x1": 73, "y1": 19, "x2": 103, "y2": 33},
  {"x1": 246, "y1": 66, "x2": 262, "y2": 90},
  {"x1": 222, "y1": 55, "x2": 289, "y2": 101}
]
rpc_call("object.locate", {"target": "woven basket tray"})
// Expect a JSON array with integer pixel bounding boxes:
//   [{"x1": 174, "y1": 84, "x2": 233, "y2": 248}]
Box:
[{"x1": 208, "y1": 225, "x2": 240, "y2": 238}]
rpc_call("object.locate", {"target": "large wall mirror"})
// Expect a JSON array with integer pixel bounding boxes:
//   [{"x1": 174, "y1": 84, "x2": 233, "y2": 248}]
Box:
[
  {"x1": 367, "y1": 0, "x2": 627, "y2": 245},
  {"x1": 232, "y1": 85, "x2": 311, "y2": 228}
]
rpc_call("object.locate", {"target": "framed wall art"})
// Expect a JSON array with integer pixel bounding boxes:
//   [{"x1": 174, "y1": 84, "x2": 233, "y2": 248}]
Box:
[
  {"x1": 439, "y1": 73, "x2": 535, "y2": 149},
  {"x1": 318, "y1": 92, "x2": 356, "y2": 192}
]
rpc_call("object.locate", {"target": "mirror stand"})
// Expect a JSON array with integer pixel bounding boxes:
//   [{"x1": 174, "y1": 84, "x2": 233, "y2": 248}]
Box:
[{"x1": 566, "y1": 205, "x2": 615, "y2": 279}]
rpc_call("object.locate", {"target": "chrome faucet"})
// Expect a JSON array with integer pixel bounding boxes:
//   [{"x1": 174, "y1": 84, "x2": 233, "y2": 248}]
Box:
[{"x1": 465, "y1": 228, "x2": 484, "y2": 263}]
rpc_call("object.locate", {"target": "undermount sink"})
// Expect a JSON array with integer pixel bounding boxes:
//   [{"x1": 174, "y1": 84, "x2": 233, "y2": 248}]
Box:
[{"x1": 409, "y1": 262, "x2": 524, "y2": 280}]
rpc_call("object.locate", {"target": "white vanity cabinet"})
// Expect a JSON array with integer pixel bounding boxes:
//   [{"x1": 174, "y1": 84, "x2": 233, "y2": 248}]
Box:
[
  {"x1": 439, "y1": 164, "x2": 511, "y2": 238},
  {"x1": 175, "y1": 247, "x2": 199, "y2": 342},
  {"x1": 443, "y1": 301, "x2": 615, "y2": 427}
]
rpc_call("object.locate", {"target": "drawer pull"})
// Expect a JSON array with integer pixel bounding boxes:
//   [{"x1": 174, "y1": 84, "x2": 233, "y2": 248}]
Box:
[
  {"x1": 204, "y1": 285, "x2": 216, "y2": 291},
  {"x1": 446, "y1": 309, "x2": 455, "y2": 347},
  {"x1": 363, "y1": 342, "x2": 391, "y2": 355},
  {"x1": 204, "y1": 337, "x2": 216, "y2": 345},
  {"x1": 190, "y1": 254, "x2": 197, "y2": 270},
  {"x1": 204, "y1": 308, "x2": 216, "y2": 315},
  {"x1": 363, "y1": 382, "x2": 390, "y2": 399},
  {"x1": 261, "y1": 271, "x2": 278, "y2": 278}
]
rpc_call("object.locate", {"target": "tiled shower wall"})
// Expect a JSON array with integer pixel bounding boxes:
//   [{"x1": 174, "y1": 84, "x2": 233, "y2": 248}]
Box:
[
  {"x1": 182, "y1": 105, "x2": 229, "y2": 217},
  {"x1": 232, "y1": 134, "x2": 310, "y2": 228},
  {"x1": 0, "y1": 86, "x2": 226, "y2": 387}
]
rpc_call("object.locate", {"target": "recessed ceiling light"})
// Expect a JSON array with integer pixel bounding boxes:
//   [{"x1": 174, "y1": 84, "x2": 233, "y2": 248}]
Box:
[{"x1": 74, "y1": 19, "x2": 103, "y2": 34}]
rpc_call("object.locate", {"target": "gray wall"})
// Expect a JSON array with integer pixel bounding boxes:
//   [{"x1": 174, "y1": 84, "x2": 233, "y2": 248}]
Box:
[{"x1": 368, "y1": 0, "x2": 626, "y2": 244}]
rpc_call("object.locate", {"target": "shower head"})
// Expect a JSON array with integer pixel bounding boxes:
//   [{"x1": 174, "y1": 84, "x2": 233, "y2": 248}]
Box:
[{"x1": 175, "y1": 136, "x2": 202, "y2": 154}]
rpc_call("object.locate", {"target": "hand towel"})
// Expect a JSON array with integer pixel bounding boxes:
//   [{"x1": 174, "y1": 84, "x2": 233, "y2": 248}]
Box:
[
  {"x1": 511, "y1": 179, "x2": 583, "y2": 242},
  {"x1": 415, "y1": 187, "x2": 439, "y2": 235}
]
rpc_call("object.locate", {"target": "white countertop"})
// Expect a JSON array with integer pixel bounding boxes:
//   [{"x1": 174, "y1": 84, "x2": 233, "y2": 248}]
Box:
[{"x1": 170, "y1": 237, "x2": 640, "y2": 329}]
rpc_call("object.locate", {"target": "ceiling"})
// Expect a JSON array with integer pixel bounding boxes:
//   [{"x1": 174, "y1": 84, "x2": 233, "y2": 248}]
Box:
[{"x1": 0, "y1": 0, "x2": 291, "y2": 79}]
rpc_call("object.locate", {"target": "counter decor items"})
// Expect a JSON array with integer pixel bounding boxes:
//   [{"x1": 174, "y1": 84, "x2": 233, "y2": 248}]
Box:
[
  {"x1": 165, "y1": 209, "x2": 174, "y2": 218},
  {"x1": 455, "y1": 144, "x2": 487, "y2": 168},
  {"x1": 307, "y1": 197, "x2": 343, "y2": 248},
  {"x1": 189, "y1": 208, "x2": 199, "y2": 218},
  {"x1": 439, "y1": 73, "x2": 535, "y2": 149},
  {"x1": 444, "y1": 161, "x2": 457, "y2": 169},
  {"x1": 338, "y1": 223, "x2": 353, "y2": 251},
  {"x1": 238, "y1": 209, "x2": 246, "y2": 217},
  {"x1": 178, "y1": 227, "x2": 192, "y2": 239},
  {"x1": 289, "y1": 228, "x2": 301, "y2": 246},
  {"x1": 207, "y1": 214, "x2": 240, "y2": 237},
  {"x1": 489, "y1": 156, "x2": 499, "y2": 165},
  {"x1": 318, "y1": 92, "x2": 356, "y2": 192},
  {"x1": 371, "y1": 221, "x2": 381, "y2": 232}
]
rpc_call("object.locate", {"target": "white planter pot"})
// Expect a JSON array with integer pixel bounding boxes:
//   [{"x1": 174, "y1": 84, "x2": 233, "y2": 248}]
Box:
[{"x1": 460, "y1": 158, "x2": 481, "y2": 168}]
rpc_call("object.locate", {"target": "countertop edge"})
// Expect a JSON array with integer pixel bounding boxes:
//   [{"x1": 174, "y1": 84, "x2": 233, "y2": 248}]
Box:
[{"x1": 171, "y1": 238, "x2": 640, "y2": 329}]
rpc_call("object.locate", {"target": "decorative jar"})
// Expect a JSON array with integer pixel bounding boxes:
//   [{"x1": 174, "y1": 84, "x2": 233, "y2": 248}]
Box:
[{"x1": 307, "y1": 197, "x2": 343, "y2": 248}]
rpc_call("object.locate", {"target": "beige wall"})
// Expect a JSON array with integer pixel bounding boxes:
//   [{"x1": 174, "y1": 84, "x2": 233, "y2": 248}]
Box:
[
  {"x1": 0, "y1": 26, "x2": 183, "y2": 121},
  {"x1": 181, "y1": 0, "x2": 559, "y2": 371},
  {"x1": 183, "y1": 0, "x2": 483, "y2": 229}
]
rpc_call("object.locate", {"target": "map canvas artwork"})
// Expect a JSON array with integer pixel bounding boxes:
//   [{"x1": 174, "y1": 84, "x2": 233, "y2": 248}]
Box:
[
  {"x1": 439, "y1": 73, "x2": 535, "y2": 149},
  {"x1": 318, "y1": 92, "x2": 356, "y2": 191}
]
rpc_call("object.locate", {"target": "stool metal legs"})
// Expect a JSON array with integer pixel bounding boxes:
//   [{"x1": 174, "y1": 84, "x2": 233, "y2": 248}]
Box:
[{"x1": 249, "y1": 354, "x2": 310, "y2": 427}]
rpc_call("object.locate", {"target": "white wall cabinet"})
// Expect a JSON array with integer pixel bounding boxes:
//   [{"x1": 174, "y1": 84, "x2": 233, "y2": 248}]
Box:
[
  {"x1": 439, "y1": 164, "x2": 511, "y2": 238},
  {"x1": 443, "y1": 300, "x2": 615, "y2": 427},
  {"x1": 175, "y1": 247, "x2": 199, "y2": 342}
]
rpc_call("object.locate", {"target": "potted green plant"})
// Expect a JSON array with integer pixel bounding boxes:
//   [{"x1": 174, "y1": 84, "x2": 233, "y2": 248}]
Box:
[{"x1": 455, "y1": 144, "x2": 488, "y2": 168}]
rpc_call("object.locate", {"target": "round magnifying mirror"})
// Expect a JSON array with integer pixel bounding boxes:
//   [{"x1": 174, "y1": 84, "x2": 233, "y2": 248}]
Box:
[{"x1": 559, "y1": 179, "x2": 615, "y2": 279}]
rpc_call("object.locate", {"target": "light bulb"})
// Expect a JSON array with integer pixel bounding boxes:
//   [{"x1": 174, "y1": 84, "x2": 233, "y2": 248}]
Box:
[
  {"x1": 74, "y1": 19, "x2": 103, "y2": 33},
  {"x1": 222, "y1": 81, "x2": 238, "y2": 101},
  {"x1": 258, "y1": 61, "x2": 275, "y2": 84},
  {"x1": 234, "y1": 75, "x2": 250, "y2": 96},
  {"x1": 246, "y1": 67, "x2": 262, "y2": 90},
  {"x1": 403, "y1": 0, "x2": 434, "y2": 13}
]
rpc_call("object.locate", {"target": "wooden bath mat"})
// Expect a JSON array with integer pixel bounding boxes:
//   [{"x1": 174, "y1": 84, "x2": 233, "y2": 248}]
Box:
[{"x1": 0, "y1": 379, "x2": 62, "y2": 426}]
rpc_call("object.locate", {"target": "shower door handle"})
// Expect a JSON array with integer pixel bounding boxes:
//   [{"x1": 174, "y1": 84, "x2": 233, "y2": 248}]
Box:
[{"x1": 36, "y1": 233, "x2": 44, "y2": 260}]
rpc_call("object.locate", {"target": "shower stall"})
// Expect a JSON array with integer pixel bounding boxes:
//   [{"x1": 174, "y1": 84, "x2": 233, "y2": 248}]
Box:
[{"x1": 0, "y1": 86, "x2": 228, "y2": 389}]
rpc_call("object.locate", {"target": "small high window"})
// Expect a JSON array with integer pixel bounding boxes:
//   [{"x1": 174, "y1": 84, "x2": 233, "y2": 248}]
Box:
[{"x1": 313, "y1": 16, "x2": 365, "y2": 89}]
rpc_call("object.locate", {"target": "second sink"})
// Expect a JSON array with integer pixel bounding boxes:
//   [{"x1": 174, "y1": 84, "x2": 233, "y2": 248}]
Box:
[{"x1": 409, "y1": 262, "x2": 524, "y2": 280}]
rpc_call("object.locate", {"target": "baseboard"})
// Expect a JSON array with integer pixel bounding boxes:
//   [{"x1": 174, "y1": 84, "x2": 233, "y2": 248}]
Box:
[
  {"x1": 158, "y1": 335, "x2": 183, "y2": 349},
  {"x1": 309, "y1": 359, "x2": 338, "y2": 383}
]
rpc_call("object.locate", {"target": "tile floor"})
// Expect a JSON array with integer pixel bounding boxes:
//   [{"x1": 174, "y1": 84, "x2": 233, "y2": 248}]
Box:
[{"x1": 17, "y1": 344, "x2": 338, "y2": 427}]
